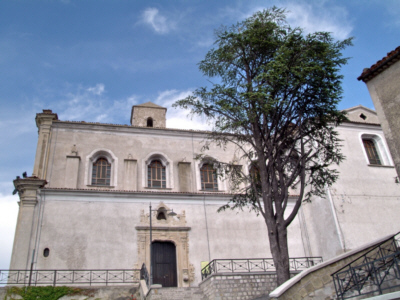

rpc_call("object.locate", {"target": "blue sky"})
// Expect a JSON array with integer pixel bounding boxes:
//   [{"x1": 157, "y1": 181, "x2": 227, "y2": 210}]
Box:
[{"x1": 1, "y1": 0, "x2": 399, "y2": 270}]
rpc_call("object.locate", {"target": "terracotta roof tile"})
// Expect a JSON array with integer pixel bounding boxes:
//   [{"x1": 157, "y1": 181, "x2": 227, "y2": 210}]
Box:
[{"x1": 358, "y1": 46, "x2": 400, "y2": 82}]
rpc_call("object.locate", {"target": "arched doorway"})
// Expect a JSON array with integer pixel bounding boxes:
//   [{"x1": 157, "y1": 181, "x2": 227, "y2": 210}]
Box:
[{"x1": 151, "y1": 241, "x2": 177, "y2": 287}]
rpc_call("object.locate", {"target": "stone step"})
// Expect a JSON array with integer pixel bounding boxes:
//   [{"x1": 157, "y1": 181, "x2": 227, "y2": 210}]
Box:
[{"x1": 146, "y1": 287, "x2": 207, "y2": 300}]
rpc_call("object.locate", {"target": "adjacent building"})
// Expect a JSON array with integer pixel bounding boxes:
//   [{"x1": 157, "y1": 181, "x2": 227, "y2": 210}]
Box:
[{"x1": 358, "y1": 46, "x2": 400, "y2": 178}]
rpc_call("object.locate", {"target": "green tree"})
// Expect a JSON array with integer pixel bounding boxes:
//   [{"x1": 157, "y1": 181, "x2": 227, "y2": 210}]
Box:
[{"x1": 174, "y1": 7, "x2": 352, "y2": 285}]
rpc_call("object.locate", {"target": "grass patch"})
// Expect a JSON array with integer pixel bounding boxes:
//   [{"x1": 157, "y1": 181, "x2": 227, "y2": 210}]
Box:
[{"x1": 5, "y1": 286, "x2": 84, "y2": 300}]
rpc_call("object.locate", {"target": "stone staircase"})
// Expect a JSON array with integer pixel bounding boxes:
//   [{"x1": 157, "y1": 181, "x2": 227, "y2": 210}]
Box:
[{"x1": 145, "y1": 286, "x2": 207, "y2": 300}]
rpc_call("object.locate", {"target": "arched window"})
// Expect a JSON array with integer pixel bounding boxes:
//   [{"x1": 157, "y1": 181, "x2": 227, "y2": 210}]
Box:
[
  {"x1": 200, "y1": 163, "x2": 218, "y2": 191},
  {"x1": 362, "y1": 139, "x2": 381, "y2": 165},
  {"x1": 361, "y1": 134, "x2": 392, "y2": 166},
  {"x1": 148, "y1": 160, "x2": 166, "y2": 188},
  {"x1": 92, "y1": 157, "x2": 111, "y2": 185},
  {"x1": 85, "y1": 149, "x2": 117, "y2": 187},
  {"x1": 147, "y1": 117, "x2": 153, "y2": 127},
  {"x1": 157, "y1": 211, "x2": 166, "y2": 220},
  {"x1": 143, "y1": 152, "x2": 173, "y2": 189}
]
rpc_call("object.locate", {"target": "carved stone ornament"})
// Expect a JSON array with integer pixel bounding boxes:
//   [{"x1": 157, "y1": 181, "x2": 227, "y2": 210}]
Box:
[
  {"x1": 71, "y1": 144, "x2": 78, "y2": 155},
  {"x1": 135, "y1": 202, "x2": 193, "y2": 287}
]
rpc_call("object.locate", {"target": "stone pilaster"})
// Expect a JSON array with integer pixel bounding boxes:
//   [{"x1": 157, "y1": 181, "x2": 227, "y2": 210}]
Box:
[
  {"x1": 178, "y1": 162, "x2": 192, "y2": 192},
  {"x1": 124, "y1": 157, "x2": 137, "y2": 190},
  {"x1": 65, "y1": 156, "x2": 81, "y2": 188},
  {"x1": 10, "y1": 177, "x2": 47, "y2": 270},
  {"x1": 33, "y1": 110, "x2": 58, "y2": 179}
]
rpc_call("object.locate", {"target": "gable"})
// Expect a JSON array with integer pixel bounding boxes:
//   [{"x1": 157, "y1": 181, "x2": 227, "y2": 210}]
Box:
[{"x1": 342, "y1": 105, "x2": 380, "y2": 125}]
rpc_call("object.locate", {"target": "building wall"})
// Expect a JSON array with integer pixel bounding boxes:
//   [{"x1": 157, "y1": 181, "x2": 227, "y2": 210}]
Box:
[
  {"x1": 44, "y1": 122, "x2": 241, "y2": 193},
  {"x1": 10, "y1": 104, "x2": 400, "y2": 288},
  {"x1": 365, "y1": 59, "x2": 400, "y2": 178},
  {"x1": 25, "y1": 190, "x2": 304, "y2": 286},
  {"x1": 302, "y1": 113, "x2": 400, "y2": 260}
]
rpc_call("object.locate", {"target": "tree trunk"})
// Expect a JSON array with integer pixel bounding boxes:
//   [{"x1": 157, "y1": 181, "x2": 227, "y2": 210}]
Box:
[{"x1": 268, "y1": 223, "x2": 291, "y2": 286}]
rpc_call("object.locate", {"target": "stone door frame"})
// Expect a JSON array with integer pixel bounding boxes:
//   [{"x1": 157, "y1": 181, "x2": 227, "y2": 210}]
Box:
[{"x1": 135, "y1": 203, "x2": 194, "y2": 287}]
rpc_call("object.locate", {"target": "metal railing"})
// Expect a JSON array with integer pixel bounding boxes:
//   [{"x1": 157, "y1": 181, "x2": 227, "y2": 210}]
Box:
[
  {"x1": 140, "y1": 263, "x2": 150, "y2": 288},
  {"x1": 201, "y1": 257, "x2": 323, "y2": 280},
  {"x1": 0, "y1": 269, "x2": 140, "y2": 286},
  {"x1": 332, "y1": 232, "x2": 400, "y2": 300}
]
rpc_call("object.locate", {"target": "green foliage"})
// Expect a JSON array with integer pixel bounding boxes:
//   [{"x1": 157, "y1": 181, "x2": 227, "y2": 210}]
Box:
[
  {"x1": 5, "y1": 286, "x2": 81, "y2": 300},
  {"x1": 174, "y1": 7, "x2": 352, "y2": 284},
  {"x1": 174, "y1": 7, "x2": 351, "y2": 216}
]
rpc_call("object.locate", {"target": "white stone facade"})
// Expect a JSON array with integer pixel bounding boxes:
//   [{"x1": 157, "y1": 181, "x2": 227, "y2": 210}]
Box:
[{"x1": 10, "y1": 103, "x2": 400, "y2": 287}]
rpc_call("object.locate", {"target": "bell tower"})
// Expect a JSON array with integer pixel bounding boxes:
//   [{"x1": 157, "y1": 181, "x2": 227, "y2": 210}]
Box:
[{"x1": 130, "y1": 102, "x2": 167, "y2": 128}]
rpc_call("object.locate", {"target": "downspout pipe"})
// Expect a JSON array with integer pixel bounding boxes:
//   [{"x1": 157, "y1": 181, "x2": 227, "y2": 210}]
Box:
[{"x1": 326, "y1": 186, "x2": 345, "y2": 251}]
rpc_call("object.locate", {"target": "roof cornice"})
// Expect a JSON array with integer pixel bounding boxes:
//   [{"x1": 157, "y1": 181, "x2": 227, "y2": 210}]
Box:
[{"x1": 358, "y1": 46, "x2": 400, "y2": 82}]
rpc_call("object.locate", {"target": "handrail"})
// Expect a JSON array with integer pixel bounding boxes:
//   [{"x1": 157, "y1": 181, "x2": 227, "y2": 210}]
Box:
[
  {"x1": 201, "y1": 257, "x2": 323, "y2": 280},
  {"x1": 0, "y1": 269, "x2": 140, "y2": 286},
  {"x1": 331, "y1": 232, "x2": 400, "y2": 300}
]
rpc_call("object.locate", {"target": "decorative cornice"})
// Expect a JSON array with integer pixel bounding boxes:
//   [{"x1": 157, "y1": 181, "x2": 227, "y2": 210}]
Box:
[
  {"x1": 35, "y1": 109, "x2": 58, "y2": 129},
  {"x1": 135, "y1": 226, "x2": 191, "y2": 231},
  {"x1": 13, "y1": 176, "x2": 47, "y2": 205}
]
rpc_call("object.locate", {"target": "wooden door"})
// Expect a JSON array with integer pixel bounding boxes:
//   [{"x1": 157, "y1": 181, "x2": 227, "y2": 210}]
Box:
[{"x1": 151, "y1": 241, "x2": 177, "y2": 287}]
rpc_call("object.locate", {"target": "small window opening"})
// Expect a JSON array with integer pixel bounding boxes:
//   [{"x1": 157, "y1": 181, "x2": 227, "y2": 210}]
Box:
[
  {"x1": 148, "y1": 160, "x2": 166, "y2": 188},
  {"x1": 147, "y1": 118, "x2": 153, "y2": 127},
  {"x1": 363, "y1": 138, "x2": 382, "y2": 165},
  {"x1": 200, "y1": 163, "x2": 218, "y2": 191},
  {"x1": 360, "y1": 113, "x2": 367, "y2": 120},
  {"x1": 43, "y1": 248, "x2": 50, "y2": 257},
  {"x1": 157, "y1": 211, "x2": 167, "y2": 220}
]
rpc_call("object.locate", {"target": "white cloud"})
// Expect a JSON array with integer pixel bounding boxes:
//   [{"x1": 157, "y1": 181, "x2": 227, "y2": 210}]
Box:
[
  {"x1": 153, "y1": 89, "x2": 210, "y2": 131},
  {"x1": 140, "y1": 8, "x2": 175, "y2": 34},
  {"x1": 227, "y1": 2, "x2": 352, "y2": 41},
  {"x1": 87, "y1": 83, "x2": 105, "y2": 96},
  {"x1": 285, "y1": 2, "x2": 353, "y2": 40},
  {"x1": 37, "y1": 83, "x2": 208, "y2": 130},
  {"x1": 196, "y1": 37, "x2": 215, "y2": 48},
  {"x1": 56, "y1": 83, "x2": 132, "y2": 123},
  {"x1": 0, "y1": 193, "x2": 19, "y2": 269}
]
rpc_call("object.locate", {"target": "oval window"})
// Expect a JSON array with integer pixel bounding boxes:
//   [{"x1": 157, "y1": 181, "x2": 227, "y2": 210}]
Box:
[{"x1": 43, "y1": 248, "x2": 50, "y2": 257}]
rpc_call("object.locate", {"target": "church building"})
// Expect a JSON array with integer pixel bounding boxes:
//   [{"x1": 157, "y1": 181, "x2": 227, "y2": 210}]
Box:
[{"x1": 10, "y1": 102, "x2": 400, "y2": 288}]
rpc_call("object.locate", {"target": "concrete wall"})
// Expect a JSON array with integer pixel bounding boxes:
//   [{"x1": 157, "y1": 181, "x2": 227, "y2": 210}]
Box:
[
  {"x1": 269, "y1": 235, "x2": 399, "y2": 300},
  {"x1": 365, "y1": 59, "x2": 400, "y2": 178}
]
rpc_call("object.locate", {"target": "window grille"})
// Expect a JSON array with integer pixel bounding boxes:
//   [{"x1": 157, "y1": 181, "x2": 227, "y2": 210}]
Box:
[
  {"x1": 200, "y1": 163, "x2": 218, "y2": 191},
  {"x1": 363, "y1": 139, "x2": 382, "y2": 165},
  {"x1": 148, "y1": 160, "x2": 166, "y2": 188},
  {"x1": 92, "y1": 158, "x2": 111, "y2": 185}
]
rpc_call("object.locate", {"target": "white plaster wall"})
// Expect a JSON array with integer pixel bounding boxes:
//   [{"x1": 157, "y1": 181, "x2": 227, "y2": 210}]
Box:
[
  {"x1": 32, "y1": 190, "x2": 306, "y2": 286},
  {"x1": 22, "y1": 110, "x2": 400, "y2": 287},
  {"x1": 44, "y1": 123, "x2": 243, "y2": 193},
  {"x1": 302, "y1": 122, "x2": 400, "y2": 260}
]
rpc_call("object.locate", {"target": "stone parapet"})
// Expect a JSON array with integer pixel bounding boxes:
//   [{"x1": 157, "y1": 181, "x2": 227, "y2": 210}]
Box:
[
  {"x1": 269, "y1": 233, "x2": 398, "y2": 300},
  {"x1": 199, "y1": 272, "x2": 295, "y2": 300},
  {"x1": 146, "y1": 286, "x2": 206, "y2": 300}
]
